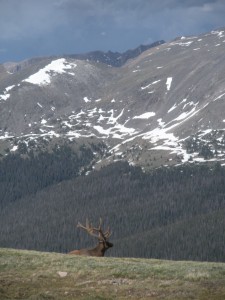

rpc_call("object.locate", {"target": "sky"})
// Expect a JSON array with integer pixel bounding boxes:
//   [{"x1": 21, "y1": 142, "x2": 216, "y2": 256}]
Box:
[{"x1": 0, "y1": 0, "x2": 225, "y2": 63}]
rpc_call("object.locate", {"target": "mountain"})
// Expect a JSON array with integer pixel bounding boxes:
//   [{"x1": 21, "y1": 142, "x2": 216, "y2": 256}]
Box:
[
  {"x1": 68, "y1": 40, "x2": 165, "y2": 67},
  {"x1": 1, "y1": 28, "x2": 225, "y2": 261},
  {"x1": 2, "y1": 40, "x2": 165, "y2": 74},
  {"x1": 0, "y1": 29, "x2": 225, "y2": 170}
]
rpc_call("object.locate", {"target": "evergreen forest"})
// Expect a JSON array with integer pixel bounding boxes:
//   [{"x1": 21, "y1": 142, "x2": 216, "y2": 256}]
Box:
[{"x1": 0, "y1": 148, "x2": 225, "y2": 262}]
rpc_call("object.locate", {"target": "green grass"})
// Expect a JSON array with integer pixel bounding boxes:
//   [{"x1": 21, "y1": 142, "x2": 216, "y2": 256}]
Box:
[{"x1": 1, "y1": 248, "x2": 225, "y2": 299}]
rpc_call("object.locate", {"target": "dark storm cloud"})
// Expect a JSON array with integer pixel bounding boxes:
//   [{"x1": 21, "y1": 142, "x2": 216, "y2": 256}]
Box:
[
  {"x1": 51, "y1": 0, "x2": 225, "y2": 47},
  {"x1": 0, "y1": 0, "x2": 225, "y2": 62},
  {"x1": 0, "y1": 0, "x2": 65, "y2": 40}
]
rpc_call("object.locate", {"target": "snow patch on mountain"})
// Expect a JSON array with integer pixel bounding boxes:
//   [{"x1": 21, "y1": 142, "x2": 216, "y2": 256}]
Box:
[
  {"x1": 107, "y1": 109, "x2": 124, "y2": 124},
  {"x1": 133, "y1": 112, "x2": 156, "y2": 119},
  {"x1": 0, "y1": 85, "x2": 15, "y2": 101},
  {"x1": 0, "y1": 93, "x2": 10, "y2": 101},
  {"x1": 11, "y1": 145, "x2": 18, "y2": 152},
  {"x1": 93, "y1": 123, "x2": 136, "y2": 139},
  {"x1": 213, "y1": 92, "x2": 225, "y2": 102},
  {"x1": 170, "y1": 41, "x2": 193, "y2": 47},
  {"x1": 168, "y1": 103, "x2": 177, "y2": 113},
  {"x1": 166, "y1": 77, "x2": 173, "y2": 91},
  {"x1": 173, "y1": 107, "x2": 197, "y2": 121},
  {"x1": 84, "y1": 97, "x2": 91, "y2": 103},
  {"x1": 211, "y1": 30, "x2": 225, "y2": 38},
  {"x1": 141, "y1": 80, "x2": 161, "y2": 90},
  {"x1": 5, "y1": 85, "x2": 15, "y2": 92},
  {"x1": 41, "y1": 119, "x2": 47, "y2": 124},
  {"x1": 23, "y1": 59, "x2": 77, "y2": 86}
]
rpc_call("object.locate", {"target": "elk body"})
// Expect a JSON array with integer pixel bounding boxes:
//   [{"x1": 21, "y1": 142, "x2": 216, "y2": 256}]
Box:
[{"x1": 68, "y1": 219, "x2": 113, "y2": 257}]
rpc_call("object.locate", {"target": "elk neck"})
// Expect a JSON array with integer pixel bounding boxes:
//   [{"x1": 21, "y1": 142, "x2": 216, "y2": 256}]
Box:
[{"x1": 91, "y1": 241, "x2": 107, "y2": 256}]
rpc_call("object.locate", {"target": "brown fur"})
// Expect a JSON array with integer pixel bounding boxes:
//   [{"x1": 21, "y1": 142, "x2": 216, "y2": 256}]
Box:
[{"x1": 68, "y1": 241, "x2": 113, "y2": 257}]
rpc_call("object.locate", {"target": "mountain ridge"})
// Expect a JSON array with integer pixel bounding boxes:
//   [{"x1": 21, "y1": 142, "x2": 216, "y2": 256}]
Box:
[
  {"x1": 0, "y1": 27, "x2": 225, "y2": 170},
  {"x1": 2, "y1": 40, "x2": 165, "y2": 73}
]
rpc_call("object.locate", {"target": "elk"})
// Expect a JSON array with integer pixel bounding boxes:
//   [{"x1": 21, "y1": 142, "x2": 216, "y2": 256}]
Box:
[{"x1": 68, "y1": 218, "x2": 113, "y2": 257}]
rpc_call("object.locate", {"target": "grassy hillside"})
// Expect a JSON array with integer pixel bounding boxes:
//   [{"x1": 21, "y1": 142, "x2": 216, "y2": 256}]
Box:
[{"x1": 1, "y1": 248, "x2": 225, "y2": 300}]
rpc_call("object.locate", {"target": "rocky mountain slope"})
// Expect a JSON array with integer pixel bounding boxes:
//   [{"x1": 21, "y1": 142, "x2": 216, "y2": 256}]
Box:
[{"x1": 0, "y1": 28, "x2": 225, "y2": 169}]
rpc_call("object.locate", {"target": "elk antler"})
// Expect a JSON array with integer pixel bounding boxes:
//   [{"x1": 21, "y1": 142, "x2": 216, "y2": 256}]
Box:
[
  {"x1": 77, "y1": 218, "x2": 112, "y2": 241},
  {"x1": 77, "y1": 218, "x2": 99, "y2": 238},
  {"x1": 103, "y1": 227, "x2": 112, "y2": 239},
  {"x1": 93, "y1": 218, "x2": 112, "y2": 241}
]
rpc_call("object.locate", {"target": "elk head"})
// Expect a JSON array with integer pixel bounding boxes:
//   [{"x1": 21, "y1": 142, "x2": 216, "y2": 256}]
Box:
[{"x1": 68, "y1": 218, "x2": 113, "y2": 257}]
